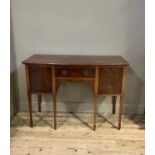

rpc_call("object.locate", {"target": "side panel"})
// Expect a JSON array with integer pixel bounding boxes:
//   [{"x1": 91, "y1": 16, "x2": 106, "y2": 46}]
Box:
[
  {"x1": 98, "y1": 66, "x2": 123, "y2": 95},
  {"x1": 28, "y1": 65, "x2": 52, "y2": 93}
]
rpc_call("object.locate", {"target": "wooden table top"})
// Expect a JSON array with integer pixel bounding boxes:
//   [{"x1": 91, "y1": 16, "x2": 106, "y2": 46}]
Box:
[{"x1": 23, "y1": 55, "x2": 129, "y2": 66}]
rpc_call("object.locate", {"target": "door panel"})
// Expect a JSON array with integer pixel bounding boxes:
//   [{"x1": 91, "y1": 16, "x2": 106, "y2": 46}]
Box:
[
  {"x1": 98, "y1": 67, "x2": 123, "y2": 94},
  {"x1": 29, "y1": 65, "x2": 52, "y2": 93}
]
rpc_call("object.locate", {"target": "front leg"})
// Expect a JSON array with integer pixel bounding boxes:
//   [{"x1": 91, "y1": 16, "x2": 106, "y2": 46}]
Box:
[
  {"x1": 53, "y1": 94, "x2": 57, "y2": 130},
  {"x1": 93, "y1": 96, "x2": 98, "y2": 131},
  {"x1": 52, "y1": 66, "x2": 57, "y2": 130},
  {"x1": 118, "y1": 95, "x2": 124, "y2": 130},
  {"x1": 27, "y1": 92, "x2": 33, "y2": 127},
  {"x1": 112, "y1": 96, "x2": 117, "y2": 114},
  {"x1": 37, "y1": 94, "x2": 42, "y2": 112}
]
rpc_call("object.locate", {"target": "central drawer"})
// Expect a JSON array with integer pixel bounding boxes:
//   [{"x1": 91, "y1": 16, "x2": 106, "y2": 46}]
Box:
[{"x1": 55, "y1": 66, "x2": 95, "y2": 78}]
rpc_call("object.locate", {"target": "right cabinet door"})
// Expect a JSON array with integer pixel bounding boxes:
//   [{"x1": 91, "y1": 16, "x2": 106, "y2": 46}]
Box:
[{"x1": 98, "y1": 66, "x2": 123, "y2": 95}]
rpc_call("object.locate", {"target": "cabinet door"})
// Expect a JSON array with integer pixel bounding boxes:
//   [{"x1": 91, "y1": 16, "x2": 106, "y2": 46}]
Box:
[
  {"x1": 98, "y1": 67, "x2": 123, "y2": 95},
  {"x1": 29, "y1": 65, "x2": 52, "y2": 93}
]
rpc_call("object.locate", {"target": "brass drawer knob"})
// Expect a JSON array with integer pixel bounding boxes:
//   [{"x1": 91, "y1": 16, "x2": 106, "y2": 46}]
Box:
[
  {"x1": 82, "y1": 70, "x2": 90, "y2": 76},
  {"x1": 61, "y1": 69, "x2": 69, "y2": 76}
]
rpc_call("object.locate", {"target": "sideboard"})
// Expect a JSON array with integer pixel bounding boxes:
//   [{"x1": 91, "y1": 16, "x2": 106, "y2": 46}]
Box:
[{"x1": 23, "y1": 55, "x2": 129, "y2": 130}]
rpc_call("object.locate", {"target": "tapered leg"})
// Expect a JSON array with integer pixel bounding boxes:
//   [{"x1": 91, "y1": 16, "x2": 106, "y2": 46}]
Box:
[
  {"x1": 112, "y1": 96, "x2": 117, "y2": 114},
  {"x1": 53, "y1": 94, "x2": 57, "y2": 130},
  {"x1": 37, "y1": 94, "x2": 42, "y2": 112},
  {"x1": 27, "y1": 93, "x2": 33, "y2": 127},
  {"x1": 93, "y1": 96, "x2": 98, "y2": 131},
  {"x1": 93, "y1": 66, "x2": 99, "y2": 131},
  {"x1": 118, "y1": 95, "x2": 124, "y2": 130},
  {"x1": 52, "y1": 66, "x2": 57, "y2": 130}
]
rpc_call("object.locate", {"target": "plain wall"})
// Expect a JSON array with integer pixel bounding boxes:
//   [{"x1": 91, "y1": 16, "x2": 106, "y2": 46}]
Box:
[{"x1": 11, "y1": 0, "x2": 145, "y2": 114}]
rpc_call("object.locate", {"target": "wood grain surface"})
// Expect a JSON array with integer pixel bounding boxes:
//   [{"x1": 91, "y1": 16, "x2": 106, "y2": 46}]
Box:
[
  {"x1": 23, "y1": 55, "x2": 129, "y2": 66},
  {"x1": 11, "y1": 112, "x2": 144, "y2": 155}
]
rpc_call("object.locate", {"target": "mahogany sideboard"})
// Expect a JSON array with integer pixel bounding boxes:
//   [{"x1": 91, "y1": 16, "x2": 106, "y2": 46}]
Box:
[{"x1": 23, "y1": 55, "x2": 129, "y2": 130}]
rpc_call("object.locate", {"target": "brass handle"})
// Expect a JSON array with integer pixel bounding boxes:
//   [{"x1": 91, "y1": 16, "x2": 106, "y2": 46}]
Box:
[
  {"x1": 82, "y1": 70, "x2": 90, "y2": 76},
  {"x1": 61, "y1": 69, "x2": 69, "y2": 76}
]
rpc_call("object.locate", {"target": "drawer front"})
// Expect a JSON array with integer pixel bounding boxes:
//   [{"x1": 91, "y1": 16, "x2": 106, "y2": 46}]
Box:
[
  {"x1": 98, "y1": 67, "x2": 123, "y2": 94},
  {"x1": 55, "y1": 66, "x2": 95, "y2": 78},
  {"x1": 29, "y1": 65, "x2": 52, "y2": 93}
]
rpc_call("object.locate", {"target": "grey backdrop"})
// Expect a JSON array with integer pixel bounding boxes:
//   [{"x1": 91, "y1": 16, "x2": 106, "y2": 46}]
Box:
[{"x1": 10, "y1": 0, "x2": 145, "y2": 118}]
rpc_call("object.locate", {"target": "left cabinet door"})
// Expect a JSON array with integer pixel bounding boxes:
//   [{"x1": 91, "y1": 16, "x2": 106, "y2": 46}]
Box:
[{"x1": 28, "y1": 64, "x2": 52, "y2": 93}]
